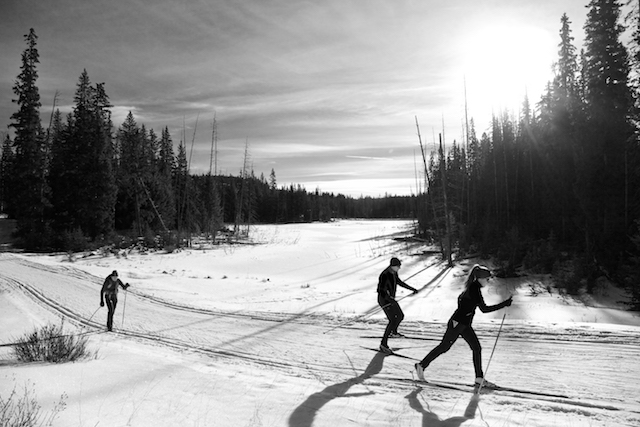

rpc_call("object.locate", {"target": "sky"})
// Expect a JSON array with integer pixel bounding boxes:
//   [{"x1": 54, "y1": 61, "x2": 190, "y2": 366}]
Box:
[{"x1": 0, "y1": 0, "x2": 615, "y2": 197}]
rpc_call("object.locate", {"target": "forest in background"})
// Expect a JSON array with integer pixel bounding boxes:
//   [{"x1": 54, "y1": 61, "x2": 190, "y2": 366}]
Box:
[{"x1": 1, "y1": 0, "x2": 639, "y2": 307}]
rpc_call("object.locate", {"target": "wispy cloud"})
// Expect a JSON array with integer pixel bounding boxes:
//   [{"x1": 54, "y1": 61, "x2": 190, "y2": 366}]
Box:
[{"x1": 0, "y1": 0, "x2": 594, "y2": 196}]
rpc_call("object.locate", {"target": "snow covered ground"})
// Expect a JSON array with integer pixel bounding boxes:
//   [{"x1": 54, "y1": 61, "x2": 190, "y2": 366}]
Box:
[{"x1": 1, "y1": 219, "x2": 639, "y2": 427}]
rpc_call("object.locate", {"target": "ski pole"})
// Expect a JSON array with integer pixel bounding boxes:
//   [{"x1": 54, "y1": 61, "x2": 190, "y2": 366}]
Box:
[
  {"x1": 87, "y1": 306, "x2": 101, "y2": 323},
  {"x1": 121, "y1": 288, "x2": 128, "y2": 327},
  {"x1": 477, "y1": 309, "x2": 507, "y2": 394}
]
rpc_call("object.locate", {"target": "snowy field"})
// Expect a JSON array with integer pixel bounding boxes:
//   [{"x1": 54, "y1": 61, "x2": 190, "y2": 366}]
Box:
[{"x1": 1, "y1": 219, "x2": 639, "y2": 427}]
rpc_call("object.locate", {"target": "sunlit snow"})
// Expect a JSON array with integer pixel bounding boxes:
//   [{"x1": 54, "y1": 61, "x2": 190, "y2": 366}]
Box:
[{"x1": 1, "y1": 220, "x2": 639, "y2": 426}]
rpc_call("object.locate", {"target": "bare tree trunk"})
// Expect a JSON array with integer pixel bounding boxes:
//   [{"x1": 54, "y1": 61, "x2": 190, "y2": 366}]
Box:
[
  {"x1": 439, "y1": 134, "x2": 453, "y2": 267},
  {"x1": 415, "y1": 117, "x2": 441, "y2": 245}
]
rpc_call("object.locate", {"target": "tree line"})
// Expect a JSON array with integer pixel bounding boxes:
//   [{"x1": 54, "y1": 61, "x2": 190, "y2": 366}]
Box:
[
  {"x1": 418, "y1": 0, "x2": 640, "y2": 308},
  {"x1": 0, "y1": 28, "x2": 415, "y2": 252}
]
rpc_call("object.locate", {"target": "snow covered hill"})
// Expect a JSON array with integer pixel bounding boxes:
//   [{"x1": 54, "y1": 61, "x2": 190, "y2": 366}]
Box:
[{"x1": 1, "y1": 219, "x2": 639, "y2": 426}]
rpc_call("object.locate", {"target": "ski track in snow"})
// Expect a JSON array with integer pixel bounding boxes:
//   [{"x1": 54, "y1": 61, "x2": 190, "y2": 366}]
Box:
[{"x1": 1, "y1": 220, "x2": 640, "y2": 426}]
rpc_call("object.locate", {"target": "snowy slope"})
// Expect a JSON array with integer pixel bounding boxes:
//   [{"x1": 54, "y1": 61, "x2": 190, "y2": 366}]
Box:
[{"x1": 1, "y1": 219, "x2": 639, "y2": 427}]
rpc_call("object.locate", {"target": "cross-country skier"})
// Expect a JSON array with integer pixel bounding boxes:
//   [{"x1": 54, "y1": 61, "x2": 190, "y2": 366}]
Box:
[
  {"x1": 414, "y1": 264, "x2": 512, "y2": 388},
  {"x1": 100, "y1": 270, "x2": 130, "y2": 331},
  {"x1": 378, "y1": 257, "x2": 418, "y2": 354}
]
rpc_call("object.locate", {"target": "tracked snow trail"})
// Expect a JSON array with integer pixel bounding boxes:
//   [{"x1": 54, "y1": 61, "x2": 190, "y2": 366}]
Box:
[
  {"x1": 1, "y1": 254, "x2": 451, "y2": 372},
  {"x1": 2, "y1": 252, "x2": 640, "y2": 426},
  {"x1": 2, "y1": 220, "x2": 640, "y2": 426}
]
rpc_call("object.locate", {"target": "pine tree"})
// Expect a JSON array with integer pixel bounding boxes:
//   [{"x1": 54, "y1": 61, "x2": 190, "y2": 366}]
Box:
[
  {"x1": 173, "y1": 139, "x2": 189, "y2": 234},
  {"x1": 115, "y1": 112, "x2": 148, "y2": 234},
  {"x1": 49, "y1": 70, "x2": 117, "y2": 240},
  {"x1": 0, "y1": 134, "x2": 15, "y2": 216},
  {"x1": 583, "y1": 0, "x2": 632, "y2": 119},
  {"x1": 157, "y1": 126, "x2": 176, "y2": 228},
  {"x1": 580, "y1": 0, "x2": 635, "y2": 270},
  {"x1": 556, "y1": 14, "x2": 580, "y2": 107},
  {"x1": 9, "y1": 28, "x2": 49, "y2": 243}
]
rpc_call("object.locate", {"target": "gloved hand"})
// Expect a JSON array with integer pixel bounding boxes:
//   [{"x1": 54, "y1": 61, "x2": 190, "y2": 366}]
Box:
[
  {"x1": 100, "y1": 301, "x2": 104, "y2": 307},
  {"x1": 124, "y1": 283, "x2": 130, "y2": 289},
  {"x1": 504, "y1": 296, "x2": 513, "y2": 306},
  {"x1": 412, "y1": 288, "x2": 418, "y2": 295}
]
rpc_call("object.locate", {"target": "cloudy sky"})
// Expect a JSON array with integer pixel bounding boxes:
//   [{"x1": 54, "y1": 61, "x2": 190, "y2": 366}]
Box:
[{"x1": 0, "y1": 0, "x2": 607, "y2": 197}]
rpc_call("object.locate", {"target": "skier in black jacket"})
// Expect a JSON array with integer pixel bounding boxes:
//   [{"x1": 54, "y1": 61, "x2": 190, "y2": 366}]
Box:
[
  {"x1": 378, "y1": 257, "x2": 417, "y2": 354},
  {"x1": 100, "y1": 270, "x2": 130, "y2": 331},
  {"x1": 414, "y1": 264, "x2": 512, "y2": 387}
]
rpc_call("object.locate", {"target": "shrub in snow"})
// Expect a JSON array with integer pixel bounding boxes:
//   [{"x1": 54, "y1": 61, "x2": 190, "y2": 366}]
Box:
[
  {"x1": 0, "y1": 381, "x2": 66, "y2": 427},
  {"x1": 12, "y1": 322, "x2": 93, "y2": 363}
]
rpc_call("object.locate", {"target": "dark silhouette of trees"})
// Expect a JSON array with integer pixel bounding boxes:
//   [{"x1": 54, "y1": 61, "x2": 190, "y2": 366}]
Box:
[
  {"x1": 8, "y1": 28, "x2": 49, "y2": 245},
  {"x1": 49, "y1": 70, "x2": 117, "y2": 242},
  {"x1": 417, "y1": 1, "x2": 640, "y2": 300}
]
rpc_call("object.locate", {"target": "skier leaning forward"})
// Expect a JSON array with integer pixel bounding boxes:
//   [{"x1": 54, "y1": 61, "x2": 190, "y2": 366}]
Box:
[
  {"x1": 414, "y1": 264, "x2": 512, "y2": 388},
  {"x1": 100, "y1": 270, "x2": 130, "y2": 331},
  {"x1": 377, "y1": 257, "x2": 417, "y2": 354}
]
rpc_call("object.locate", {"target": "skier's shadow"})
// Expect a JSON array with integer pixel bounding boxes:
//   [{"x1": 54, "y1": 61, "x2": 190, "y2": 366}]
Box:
[
  {"x1": 406, "y1": 386, "x2": 481, "y2": 427},
  {"x1": 287, "y1": 351, "x2": 386, "y2": 427}
]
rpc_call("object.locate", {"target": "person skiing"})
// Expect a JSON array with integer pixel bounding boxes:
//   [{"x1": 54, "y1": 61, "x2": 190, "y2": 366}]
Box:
[
  {"x1": 414, "y1": 264, "x2": 512, "y2": 388},
  {"x1": 378, "y1": 257, "x2": 418, "y2": 354},
  {"x1": 100, "y1": 270, "x2": 130, "y2": 331}
]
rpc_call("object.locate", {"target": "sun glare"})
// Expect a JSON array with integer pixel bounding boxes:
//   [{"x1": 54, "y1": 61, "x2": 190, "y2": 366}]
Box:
[{"x1": 461, "y1": 24, "x2": 556, "y2": 120}]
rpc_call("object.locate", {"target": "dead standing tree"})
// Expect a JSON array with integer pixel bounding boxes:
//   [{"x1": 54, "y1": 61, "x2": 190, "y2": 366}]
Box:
[{"x1": 415, "y1": 117, "x2": 451, "y2": 264}]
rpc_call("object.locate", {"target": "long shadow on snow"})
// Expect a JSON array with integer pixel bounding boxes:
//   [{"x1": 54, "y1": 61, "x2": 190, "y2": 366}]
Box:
[
  {"x1": 288, "y1": 351, "x2": 386, "y2": 427},
  {"x1": 217, "y1": 261, "x2": 450, "y2": 349},
  {"x1": 405, "y1": 386, "x2": 479, "y2": 427}
]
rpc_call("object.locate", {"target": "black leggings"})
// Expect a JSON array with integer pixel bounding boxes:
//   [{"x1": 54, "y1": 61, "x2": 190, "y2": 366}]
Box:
[
  {"x1": 105, "y1": 294, "x2": 118, "y2": 331},
  {"x1": 419, "y1": 319, "x2": 484, "y2": 378},
  {"x1": 379, "y1": 294, "x2": 404, "y2": 346}
]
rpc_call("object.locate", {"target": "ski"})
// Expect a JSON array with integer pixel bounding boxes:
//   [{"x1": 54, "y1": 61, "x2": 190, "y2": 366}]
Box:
[
  {"x1": 359, "y1": 335, "x2": 437, "y2": 342},
  {"x1": 387, "y1": 375, "x2": 569, "y2": 399},
  {"x1": 360, "y1": 346, "x2": 417, "y2": 360},
  {"x1": 434, "y1": 379, "x2": 570, "y2": 399},
  {"x1": 383, "y1": 376, "x2": 473, "y2": 393},
  {"x1": 383, "y1": 376, "x2": 621, "y2": 412},
  {"x1": 473, "y1": 383, "x2": 570, "y2": 399}
]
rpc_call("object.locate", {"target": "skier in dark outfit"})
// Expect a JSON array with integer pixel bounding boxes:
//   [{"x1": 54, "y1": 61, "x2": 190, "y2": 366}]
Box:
[
  {"x1": 378, "y1": 257, "x2": 418, "y2": 354},
  {"x1": 414, "y1": 264, "x2": 512, "y2": 387},
  {"x1": 100, "y1": 270, "x2": 130, "y2": 331}
]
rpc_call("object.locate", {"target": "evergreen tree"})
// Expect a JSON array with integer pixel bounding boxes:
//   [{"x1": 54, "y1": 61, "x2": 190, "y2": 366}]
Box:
[
  {"x1": 49, "y1": 70, "x2": 117, "y2": 240},
  {"x1": 583, "y1": 0, "x2": 632, "y2": 119},
  {"x1": 581, "y1": 0, "x2": 634, "y2": 269},
  {"x1": 0, "y1": 134, "x2": 15, "y2": 216},
  {"x1": 9, "y1": 28, "x2": 49, "y2": 242},
  {"x1": 156, "y1": 126, "x2": 176, "y2": 228},
  {"x1": 556, "y1": 14, "x2": 580, "y2": 107},
  {"x1": 115, "y1": 112, "x2": 151, "y2": 233},
  {"x1": 173, "y1": 139, "x2": 189, "y2": 233},
  {"x1": 269, "y1": 168, "x2": 277, "y2": 190}
]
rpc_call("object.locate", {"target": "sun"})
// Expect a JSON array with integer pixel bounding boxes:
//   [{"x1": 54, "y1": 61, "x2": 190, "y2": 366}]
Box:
[{"x1": 460, "y1": 24, "x2": 556, "y2": 121}]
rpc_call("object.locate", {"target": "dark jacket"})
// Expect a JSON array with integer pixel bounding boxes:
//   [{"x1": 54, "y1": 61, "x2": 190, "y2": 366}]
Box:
[
  {"x1": 451, "y1": 280, "x2": 507, "y2": 325},
  {"x1": 100, "y1": 276, "x2": 129, "y2": 304},
  {"x1": 377, "y1": 266, "x2": 416, "y2": 301}
]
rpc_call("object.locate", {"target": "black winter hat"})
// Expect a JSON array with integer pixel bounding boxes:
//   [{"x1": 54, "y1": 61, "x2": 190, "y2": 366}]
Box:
[{"x1": 390, "y1": 257, "x2": 401, "y2": 266}]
